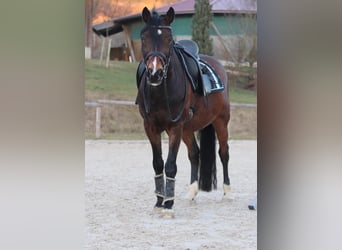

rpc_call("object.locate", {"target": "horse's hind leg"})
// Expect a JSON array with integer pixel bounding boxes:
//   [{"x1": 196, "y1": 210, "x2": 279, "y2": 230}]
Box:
[
  {"x1": 213, "y1": 117, "x2": 231, "y2": 195},
  {"x1": 182, "y1": 131, "x2": 199, "y2": 199},
  {"x1": 144, "y1": 124, "x2": 164, "y2": 208}
]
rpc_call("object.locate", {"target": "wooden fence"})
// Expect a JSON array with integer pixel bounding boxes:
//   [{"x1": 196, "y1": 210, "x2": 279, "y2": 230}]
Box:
[{"x1": 85, "y1": 99, "x2": 256, "y2": 138}]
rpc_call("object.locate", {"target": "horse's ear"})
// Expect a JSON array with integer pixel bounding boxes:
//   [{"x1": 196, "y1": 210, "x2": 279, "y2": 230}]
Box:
[
  {"x1": 164, "y1": 7, "x2": 175, "y2": 25},
  {"x1": 142, "y1": 7, "x2": 151, "y2": 23}
]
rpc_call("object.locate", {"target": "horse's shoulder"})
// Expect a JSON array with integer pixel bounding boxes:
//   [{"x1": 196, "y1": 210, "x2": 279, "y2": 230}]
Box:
[{"x1": 136, "y1": 60, "x2": 146, "y2": 89}]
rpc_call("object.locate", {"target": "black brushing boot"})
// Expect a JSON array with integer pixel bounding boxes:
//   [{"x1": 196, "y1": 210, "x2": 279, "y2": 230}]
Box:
[
  {"x1": 154, "y1": 174, "x2": 164, "y2": 208},
  {"x1": 163, "y1": 177, "x2": 175, "y2": 210}
]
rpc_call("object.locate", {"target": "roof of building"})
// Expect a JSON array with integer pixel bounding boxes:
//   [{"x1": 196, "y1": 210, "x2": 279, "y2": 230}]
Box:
[
  {"x1": 116, "y1": 0, "x2": 256, "y2": 23},
  {"x1": 157, "y1": 0, "x2": 257, "y2": 14},
  {"x1": 92, "y1": 21, "x2": 122, "y2": 37},
  {"x1": 93, "y1": 0, "x2": 257, "y2": 37}
]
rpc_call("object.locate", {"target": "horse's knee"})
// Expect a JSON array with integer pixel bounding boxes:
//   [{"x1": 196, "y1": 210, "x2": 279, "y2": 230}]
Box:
[
  {"x1": 165, "y1": 170, "x2": 177, "y2": 178},
  {"x1": 153, "y1": 158, "x2": 164, "y2": 174},
  {"x1": 164, "y1": 162, "x2": 177, "y2": 178}
]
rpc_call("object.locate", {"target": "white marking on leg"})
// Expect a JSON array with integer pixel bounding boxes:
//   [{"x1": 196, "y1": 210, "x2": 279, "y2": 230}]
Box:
[
  {"x1": 223, "y1": 184, "x2": 231, "y2": 195},
  {"x1": 186, "y1": 181, "x2": 199, "y2": 200},
  {"x1": 157, "y1": 29, "x2": 162, "y2": 35},
  {"x1": 222, "y1": 184, "x2": 233, "y2": 201},
  {"x1": 223, "y1": 184, "x2": 231, "y2": 200}
]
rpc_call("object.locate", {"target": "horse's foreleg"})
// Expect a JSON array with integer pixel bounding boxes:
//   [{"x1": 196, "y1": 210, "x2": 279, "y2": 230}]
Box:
[
  {"x1": 144, "y1": 124, "x2": 164, "y2": 208},
  {"x1": 163, "y1": 126, "x2": 182, "y2": 210},
  {"x1": 152, "y1": 146, "x2": 165, "y2": 207},
  {"x1": 182, "y1": 132, "x2": 199, "y2": 199}
]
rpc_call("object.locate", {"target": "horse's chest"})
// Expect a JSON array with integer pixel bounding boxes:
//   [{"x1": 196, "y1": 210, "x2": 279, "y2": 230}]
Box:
[{"x1": 145, "y1": 111, "x2": 171, "y2": 128}]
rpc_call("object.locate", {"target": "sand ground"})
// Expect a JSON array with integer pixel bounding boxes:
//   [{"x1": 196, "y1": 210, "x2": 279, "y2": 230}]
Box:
[{"x1": 85, "y1": 140, "x2": 257, "y2": 250}]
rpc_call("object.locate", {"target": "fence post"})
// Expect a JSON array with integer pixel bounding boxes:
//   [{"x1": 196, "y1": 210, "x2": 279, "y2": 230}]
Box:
[
  {"x1": 95, "y1": 106, "x2": 101, "y2": 138},
  {"x1": 99, "y1": 36, "x2": 105, "y2": 65},
  {"x1": 106, "y1": 38, "x2": 112, "y2": 68}
]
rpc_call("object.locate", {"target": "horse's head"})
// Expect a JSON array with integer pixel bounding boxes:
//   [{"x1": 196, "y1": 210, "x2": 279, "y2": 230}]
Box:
[{"x1": 141, "y1": 7, "x2": 175, "y2": 85}]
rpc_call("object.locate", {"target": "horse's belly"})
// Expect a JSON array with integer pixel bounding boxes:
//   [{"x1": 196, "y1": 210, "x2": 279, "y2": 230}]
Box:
[{"x1": 185, "y1": 114, "x2": 213, "y2": 132}]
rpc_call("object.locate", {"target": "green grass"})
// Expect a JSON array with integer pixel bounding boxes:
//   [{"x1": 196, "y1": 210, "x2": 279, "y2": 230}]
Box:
[
  {"x1": 229, "y1": 86, "x2": 256, "y2": 104},
  {"x1": 85, "y1": 59, "x2": 139, "y2": 100},
  {"x1": 227, "y1": 66, "x2": 257, "y2": 104}
]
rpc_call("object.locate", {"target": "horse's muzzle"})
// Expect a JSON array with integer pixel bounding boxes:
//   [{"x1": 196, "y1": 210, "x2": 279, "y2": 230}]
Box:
[{"x1": 146, "y1": 68, "x2": 164, "y2": 86}]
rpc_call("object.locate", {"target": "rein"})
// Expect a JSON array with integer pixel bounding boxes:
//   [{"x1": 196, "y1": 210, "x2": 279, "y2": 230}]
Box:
[
  {"x1": 163, "y1": 64, "x2": 187, "y2": 123},
  {"x1": 142, "y1": 66, "x2": 187, "y2": 123}
]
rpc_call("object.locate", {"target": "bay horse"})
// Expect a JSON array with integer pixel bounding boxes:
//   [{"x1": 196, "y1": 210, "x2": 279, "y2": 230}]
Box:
[{"x1": 136, "y1": 7, "x2": 230, "y2": 215}]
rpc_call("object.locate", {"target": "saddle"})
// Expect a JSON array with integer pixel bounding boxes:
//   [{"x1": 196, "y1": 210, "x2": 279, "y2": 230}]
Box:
[{"x1": 136, "y1": 40, "x2": 224, "y2": 96}]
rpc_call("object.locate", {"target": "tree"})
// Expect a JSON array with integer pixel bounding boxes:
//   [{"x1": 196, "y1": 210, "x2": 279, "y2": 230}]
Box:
[
  {"x1": 85, "y1": 0, "x2": 94, "y2": 48},
  {"x1": 191, "y1": 0, "x2": 213, "y2": 55}
]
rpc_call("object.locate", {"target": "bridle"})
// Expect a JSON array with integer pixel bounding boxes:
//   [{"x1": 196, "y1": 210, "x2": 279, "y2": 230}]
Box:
[{"x1": 142, "y1": 25, "x2": 174, "y2": 86}]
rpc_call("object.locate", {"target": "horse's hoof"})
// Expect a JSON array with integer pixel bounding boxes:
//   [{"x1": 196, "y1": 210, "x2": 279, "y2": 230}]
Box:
[
  {"x1": 160, "y1": 208, "x2": 175, "y2": 219},
  {"x1": 186, "y1": 181, "x2": 199, "y2": 200},
  {"x1": 153, "y1": 206, "x2": 163, "y2": 213},
  {"x1": 150, "y1": 206, "x2": 163, "y2": 217}
]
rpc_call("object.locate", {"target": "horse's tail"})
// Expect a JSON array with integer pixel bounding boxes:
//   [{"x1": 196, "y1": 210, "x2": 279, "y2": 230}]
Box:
[{"x1": 199, "y1": 124, "x2": 217, "y2": 191}]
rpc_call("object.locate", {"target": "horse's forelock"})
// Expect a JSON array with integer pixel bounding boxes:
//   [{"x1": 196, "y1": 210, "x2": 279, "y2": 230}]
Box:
[{"x1": 149, "y1": 10, "x2": 161, "y2": 25}]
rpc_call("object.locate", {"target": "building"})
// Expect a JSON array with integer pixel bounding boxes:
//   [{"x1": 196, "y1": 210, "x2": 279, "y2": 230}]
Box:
[{"x1": 92, "y1": 0, "x2": 257, "y2": 63}]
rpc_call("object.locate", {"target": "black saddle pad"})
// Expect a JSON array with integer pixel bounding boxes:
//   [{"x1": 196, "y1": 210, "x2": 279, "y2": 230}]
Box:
[
  {"x1": 174, "y1": 40, "x2": 224, "y2": 95},
  {"x1": 199, "y1": 60, "x2": 225, "y2": 95}
]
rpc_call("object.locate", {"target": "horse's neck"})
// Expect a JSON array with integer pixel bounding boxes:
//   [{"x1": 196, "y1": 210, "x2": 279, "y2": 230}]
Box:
[
  {"x1": 165, "y1": 52, "x2": 187, "y2": 102},
  {"x1": 167, "y1": 49, "x2": 183, "y2": 81}
]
